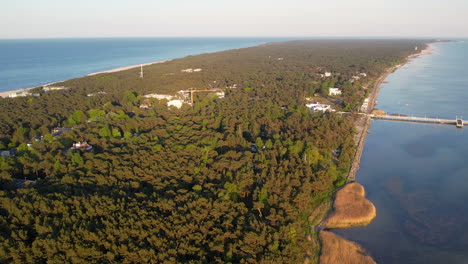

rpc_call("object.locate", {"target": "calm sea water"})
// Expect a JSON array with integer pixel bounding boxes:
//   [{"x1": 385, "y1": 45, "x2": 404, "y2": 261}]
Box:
[
  {"x1": 0, "y1": 37, "x2": 290, "y2": 92},
  {"x1": 335, "y1": 40, "x2": 468, "y2": 264}
]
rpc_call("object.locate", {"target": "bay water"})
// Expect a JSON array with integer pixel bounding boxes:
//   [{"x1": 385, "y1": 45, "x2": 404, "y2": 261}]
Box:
[
  {"x1": 0, "y1": 37, "x2": 290, "y2": 92},
  {"x1": 335, "y1": 40, "x2": 468, "y2": 263}
]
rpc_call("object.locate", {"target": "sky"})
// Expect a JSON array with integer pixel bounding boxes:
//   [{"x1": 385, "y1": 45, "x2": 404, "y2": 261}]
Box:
[{"x1": 1, "y1": 0, "x2": 467, "y2": 39}]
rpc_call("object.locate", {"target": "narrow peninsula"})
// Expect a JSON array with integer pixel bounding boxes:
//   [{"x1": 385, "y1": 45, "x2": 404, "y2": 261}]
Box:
[{"x1": 0, "y1": 39, "x2": 429, "y2": 263}]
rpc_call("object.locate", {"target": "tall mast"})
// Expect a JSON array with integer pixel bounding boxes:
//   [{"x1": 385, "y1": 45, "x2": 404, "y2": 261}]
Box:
[{"x1": 140, "y1": 64, "x2": 144, "y2": 78}]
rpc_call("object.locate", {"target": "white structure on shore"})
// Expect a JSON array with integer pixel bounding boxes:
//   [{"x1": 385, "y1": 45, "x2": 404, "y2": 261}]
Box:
[
  {"x1": 328, "y1": 88, "x2": 342, "y2": 96},
  {"x1": 8, "y1": 91, "x2": 40, "y2": 98},
  {"x1": 361, "y1": 98, "x2": 370, "y2": 112},
  {"x1": 306, "y1": 102, "x2": 335, "y2": 112},
  {"x1": 324, "y1": 72, "x2": 332, "y2": 77}
]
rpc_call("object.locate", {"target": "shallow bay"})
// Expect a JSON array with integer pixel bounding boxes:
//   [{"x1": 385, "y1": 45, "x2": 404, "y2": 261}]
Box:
[{"x1": 335, "y1": 40, "x2": 468, "y2": 263}]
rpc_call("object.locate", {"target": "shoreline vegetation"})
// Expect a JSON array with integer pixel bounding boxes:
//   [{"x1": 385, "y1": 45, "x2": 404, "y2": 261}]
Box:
[
  {"x1": 323, "y1": 183, "x2": 376, "y2": 229},
  {"x1": 317, "y1": 43, "x2": 435, "y2": 263},
  {"x1": 319, "y1": 231, "x2": 376, "y2": 264},
  {"x1": 0, "y1": 39, "x2": 434, "y2": 263}
]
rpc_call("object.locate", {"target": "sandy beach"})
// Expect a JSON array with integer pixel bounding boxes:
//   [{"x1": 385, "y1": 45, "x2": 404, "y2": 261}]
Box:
[
  {"x1": 0, "y1": 59, "x2": 172, "y2": 98},
  {"x1": 408, "y1": 43, "x2": 434, "y2": 59},
  {"x1": 86, "y1": 60, "x2": 170, "y2": 76}
]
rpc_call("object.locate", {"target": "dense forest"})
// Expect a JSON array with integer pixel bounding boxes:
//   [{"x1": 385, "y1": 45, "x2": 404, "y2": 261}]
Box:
[{"x1": 0, "y1": 40, "x2": 426, "y2": 263}]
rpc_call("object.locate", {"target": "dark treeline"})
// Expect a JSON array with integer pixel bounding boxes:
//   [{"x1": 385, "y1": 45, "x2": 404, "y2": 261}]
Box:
[{"x1": 0, "y1": 40, "x2": 427, "y2": 263}]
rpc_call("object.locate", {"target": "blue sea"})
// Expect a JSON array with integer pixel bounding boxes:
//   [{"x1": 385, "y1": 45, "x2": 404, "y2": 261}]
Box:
[
  {"x1": 0, "y1": 37, "x2": 291, "y2": 92},
  {"x1": 335, "y1": 40, "x2": 468, "y2": 263}
]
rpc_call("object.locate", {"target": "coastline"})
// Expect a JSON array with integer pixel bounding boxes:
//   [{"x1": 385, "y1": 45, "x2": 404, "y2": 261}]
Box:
[
  {"x1": 316, "y1": 43, "x2": 435, "y2": 264},
  {"x1": 0, "y1": 39, "x2": 275, "y2": 98},
  {"x1": 86, "y1": 59, "x2": 171, "y2": 76},
  {"x1": 347, "y1": 42, "x2": 434, "y2": 182},
  {"x1": 0, "y1": 60, "x2": 172, "y2": 98}
]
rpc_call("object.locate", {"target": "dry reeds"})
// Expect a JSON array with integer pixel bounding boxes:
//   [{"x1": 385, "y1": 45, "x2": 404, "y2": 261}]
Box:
[
  {"x1": 324, "y1": 183, "x2": 376, "y2": 229},
  {"x1": 319, "y1": 231, "x2": 376, "y2": 264}
]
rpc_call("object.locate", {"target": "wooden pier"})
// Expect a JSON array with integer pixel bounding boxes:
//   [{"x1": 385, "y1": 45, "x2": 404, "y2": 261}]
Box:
[{"x1": 370, "y1": 114, "x2": 466, "y2": 127}]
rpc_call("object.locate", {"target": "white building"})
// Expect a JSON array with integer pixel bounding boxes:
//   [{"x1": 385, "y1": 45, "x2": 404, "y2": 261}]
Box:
[
  {"x1": 215, "y1": 91, "x2": 225, "y2": 98},
  {"x1": 361, "y1": 98, "x2": 370, "y2": 112},
  {"x1": 144, "y1": 94, "x2": 174, "y2": 100},
  {"x1": 324, "y1": 72, "x2": 332, "y2": 77},
  {"x1": 306, "y1": 102, "x2": 334, "y2": 113},
  {"x1": 168, "y1": 99, "x2": 184, "y2": 109},
  {"x1": 359, "y1": 73, "x2": 367, "y2": 77},
  {"x1": 329, "y1": 88, "x2": 342, "y2": 96},
  {"x1": 181, "y1": 68, "x2": 202, "y2": 73},
  {"x1": 9, "y1": 91, "x2": 31, "y2": 98}
]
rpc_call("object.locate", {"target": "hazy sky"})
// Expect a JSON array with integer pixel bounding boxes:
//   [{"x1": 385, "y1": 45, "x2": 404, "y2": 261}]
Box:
[{"x1": 1, "y1": 0, "x2": 467, "y2": 39}]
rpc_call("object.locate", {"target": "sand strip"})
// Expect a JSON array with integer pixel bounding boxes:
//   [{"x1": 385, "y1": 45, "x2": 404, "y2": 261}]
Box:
[
  {"x1": 86, "y1": 60, "x2": 170, "y2": 76},
  {"x1": 0, "y1": 60, "x2": 172, "y2": 98}
]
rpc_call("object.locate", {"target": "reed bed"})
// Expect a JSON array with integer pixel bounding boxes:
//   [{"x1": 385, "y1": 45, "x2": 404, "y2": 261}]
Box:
[
  {"x1": 319, "y1": 231, "x2": 376, "y2": 264},
  {"x1": 324, "y1": 183, "x2": 376, "y2": 229}
]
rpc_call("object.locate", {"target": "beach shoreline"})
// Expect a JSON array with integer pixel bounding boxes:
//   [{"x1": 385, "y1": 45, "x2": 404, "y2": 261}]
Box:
[
  {"x1": 346, "y1": 42, "x2": 434, "y2": 182},
  {"x1": 0, "y1": 59, "x2": 172, "y2": 98},
  {"x1": 316, "y1": 43, "x2": 435, "y2": 264},
  {"x1": 86, "y1": 59, "x2": 171, "y2": 76}
]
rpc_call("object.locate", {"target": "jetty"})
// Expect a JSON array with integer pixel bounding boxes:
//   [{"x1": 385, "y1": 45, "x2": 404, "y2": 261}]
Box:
[{"x1": 370, "y1": 114, "x2": 466, "y2": 127}]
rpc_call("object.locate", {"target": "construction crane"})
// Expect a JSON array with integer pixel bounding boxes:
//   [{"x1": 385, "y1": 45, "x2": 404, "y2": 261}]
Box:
[{"x1": 188, "y1": 88, "x2": 224, "y2": 104}]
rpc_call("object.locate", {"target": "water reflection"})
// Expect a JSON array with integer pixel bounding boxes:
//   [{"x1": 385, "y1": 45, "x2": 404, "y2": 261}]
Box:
[{"x1": 335, "y1": 121, "x2": 468, "y2": 264}]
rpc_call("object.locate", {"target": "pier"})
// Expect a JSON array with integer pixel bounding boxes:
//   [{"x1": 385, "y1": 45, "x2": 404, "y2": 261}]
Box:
[{"x1": 370, "y1": 114, "x2": 466, "y2": 127}]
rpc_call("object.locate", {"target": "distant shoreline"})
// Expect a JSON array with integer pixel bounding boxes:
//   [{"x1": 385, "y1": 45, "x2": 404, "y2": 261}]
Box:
[
  {"x1": 86, "y1": 60, "x2": 171, "y2": 76},
  {"x1": 0, "y1": 41, "x2": 436, "y2": 99},
  {"x1": 0, "y1": 60, "x2": 173, "y2": 98}
]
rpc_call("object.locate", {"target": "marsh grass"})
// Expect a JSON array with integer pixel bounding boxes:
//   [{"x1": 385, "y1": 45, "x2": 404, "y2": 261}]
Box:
[
  {"x1": 324, "y1": 183, "x2": 376, "y2": 229},
  {"x1": 319, "y1": 231, "x2": 376, "y2": 264}
]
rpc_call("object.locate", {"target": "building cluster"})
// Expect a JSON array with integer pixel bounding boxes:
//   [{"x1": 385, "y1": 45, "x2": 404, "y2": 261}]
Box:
[
  {"x1": 8, "y1": 91, "x2": 40, "y2": 98},
  {"x1": 141, "y1": 88, "x2": 226, "y2": 109},
  {"x1": 143, "y1": 93, "x2": 185, "y2": 109},
  {"x1": 350, "y1": 73, "x2": 367, "y2": 83},
  {"x1": 318, "y1": 72, "x2": 332, "y2": 78},
  {"x1": 6, "y1": 85, "x2": 71, "y2": 98}
]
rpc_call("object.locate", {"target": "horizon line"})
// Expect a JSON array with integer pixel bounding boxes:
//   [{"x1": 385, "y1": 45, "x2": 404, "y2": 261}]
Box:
[{"x1": 0, "y1": 36, "x2": 458, "y2": 41}]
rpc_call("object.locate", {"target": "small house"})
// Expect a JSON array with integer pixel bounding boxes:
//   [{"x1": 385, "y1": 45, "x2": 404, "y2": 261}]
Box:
[
  {"x1": 168, "y1": 100, "x2": 184, "y2": 109},
  {"x1": 306, "y1": 102, "x2": 334, "y2": 113},
  {"x1": 71, "y1": 142, "x2": 93, "y2": 151},
  {"x1": 329, "y1": 88, "x2": 342, "y2": 96},
  {"x1": 52, "y1": 127, "x2": 72, "y2": 136}
]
